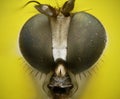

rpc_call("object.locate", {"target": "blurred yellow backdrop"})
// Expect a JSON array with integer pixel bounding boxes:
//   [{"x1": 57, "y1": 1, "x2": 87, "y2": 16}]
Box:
[{"x1": 0, "y1": 0, "x2": 120, "y2": 99}]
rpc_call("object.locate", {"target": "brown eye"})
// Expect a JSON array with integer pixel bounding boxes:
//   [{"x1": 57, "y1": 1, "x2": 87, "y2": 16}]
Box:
[
  {"x1": 67, "y1": 12, "x2": 106, "y2": 74},
  {"x1": 19, "y1": 14, "x2": 54, "y2": 73}
]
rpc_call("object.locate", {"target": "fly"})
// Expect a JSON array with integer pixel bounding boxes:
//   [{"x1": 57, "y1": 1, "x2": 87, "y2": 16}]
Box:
[{"x1": 19, "y1": 0, "x2": 107, "y2": 99}]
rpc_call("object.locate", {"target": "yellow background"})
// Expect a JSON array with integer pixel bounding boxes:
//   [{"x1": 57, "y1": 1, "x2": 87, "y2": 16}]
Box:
[{"x1": 0, "y1": 0, "x2": 120, "y2": 99}]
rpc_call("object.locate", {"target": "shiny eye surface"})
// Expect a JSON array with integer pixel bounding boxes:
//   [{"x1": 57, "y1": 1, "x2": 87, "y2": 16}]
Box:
[
  {"x1": 67, "y1": 12, "x2": 106, "y2": 73},
  {"x1": 19, "y1": 14, "x2": 54, "y2": 73}
]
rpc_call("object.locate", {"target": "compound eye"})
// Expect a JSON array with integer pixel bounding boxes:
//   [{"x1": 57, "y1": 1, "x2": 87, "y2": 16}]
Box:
[
  {"x1": 67, "y1": 12, "x2": 107, "y2": 74},
  {"x1": 19, "y1": 14, "x2": 54, "y2": 73}
]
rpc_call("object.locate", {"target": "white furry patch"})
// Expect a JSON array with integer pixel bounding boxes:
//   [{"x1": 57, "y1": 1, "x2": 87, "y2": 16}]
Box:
[
  {"x1": 53, "y1": 48, "x2": 67, "y2": 61},
  {"x1": 50, "y1": 13, "x2": 71, "y2": 61}
]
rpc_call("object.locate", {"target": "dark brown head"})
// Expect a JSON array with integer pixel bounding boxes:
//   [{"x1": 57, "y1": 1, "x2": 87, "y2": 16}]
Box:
[{"x1": 19, "y1": 0, "x2": 107, "y2": 99}]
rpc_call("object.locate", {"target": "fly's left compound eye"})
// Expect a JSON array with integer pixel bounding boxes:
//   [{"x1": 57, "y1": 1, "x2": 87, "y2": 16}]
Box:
[{"x1": 19, "y1": 14, "x2": 54, "y2": 73}]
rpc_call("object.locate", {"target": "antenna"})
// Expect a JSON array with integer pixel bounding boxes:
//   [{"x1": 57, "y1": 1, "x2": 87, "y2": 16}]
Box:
[{"x1": 22, "y1": 0, "x2": 41, "y2": 8}]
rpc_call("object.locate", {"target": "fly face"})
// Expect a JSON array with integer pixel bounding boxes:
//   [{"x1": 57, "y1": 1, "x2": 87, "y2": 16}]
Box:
[{"x1": 19, "y1": 0, "x2": 107, "y2": 99}]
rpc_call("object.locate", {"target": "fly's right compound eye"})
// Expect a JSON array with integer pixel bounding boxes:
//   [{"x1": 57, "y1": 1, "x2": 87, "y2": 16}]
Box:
[{"x1": 67, "y1": 12, "x2": 107, "y2": 74}]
